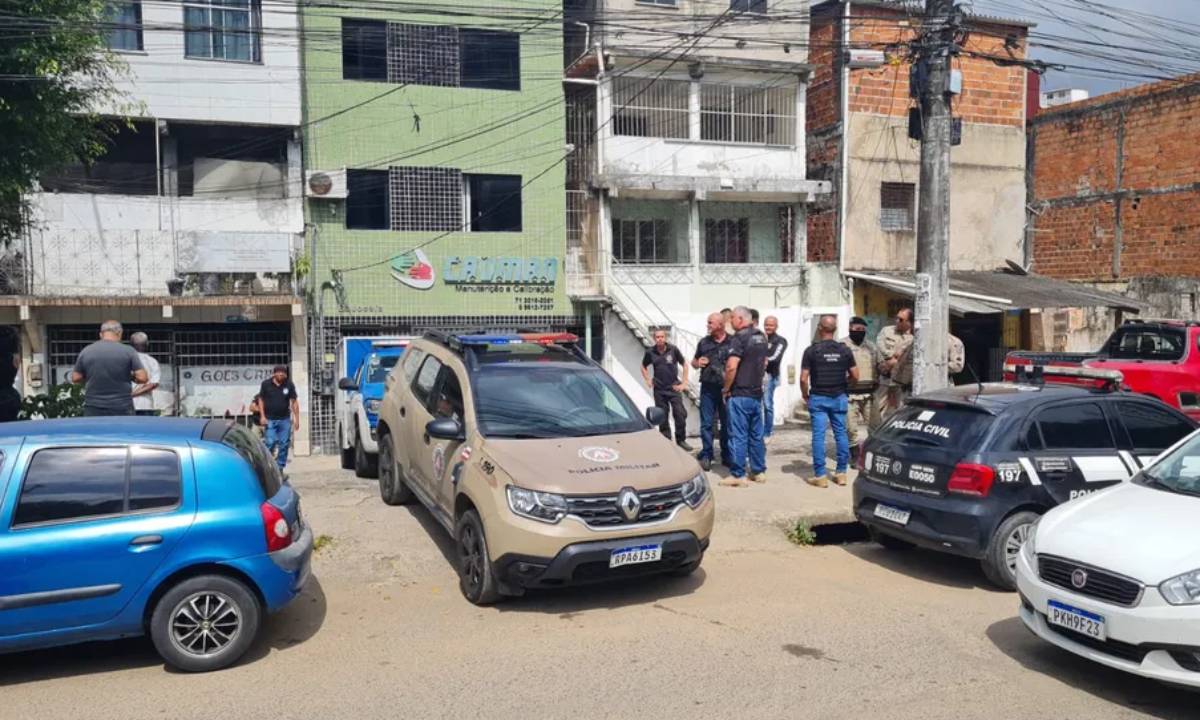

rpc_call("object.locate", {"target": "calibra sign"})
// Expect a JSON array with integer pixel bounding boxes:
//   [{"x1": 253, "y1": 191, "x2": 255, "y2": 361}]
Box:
[{"x1": 443, "y1": 256, "x2": 558, "y2": 285}]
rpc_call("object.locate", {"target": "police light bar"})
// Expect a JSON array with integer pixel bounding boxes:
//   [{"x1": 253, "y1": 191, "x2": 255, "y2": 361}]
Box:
[
  {"x1": 1004, "y1": 363, "x2": 1125, "y2": 387},
  {"x1": 370, "y1": 339, "x2": 409, "y2": 348},
  {"x1": 455, "y1": 333, "x2": 578, "y2": 347}
]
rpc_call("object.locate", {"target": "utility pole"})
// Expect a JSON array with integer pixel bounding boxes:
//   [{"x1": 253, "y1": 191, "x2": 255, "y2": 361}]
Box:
[{"x1": 912, "y1": 0, "x2": 957, "y2": 394}]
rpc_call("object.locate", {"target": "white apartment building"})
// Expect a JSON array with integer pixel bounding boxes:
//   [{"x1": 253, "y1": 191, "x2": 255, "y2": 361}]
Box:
[
  {"x1": 564, "y1": 0, "x2": 840, "y2": 432},
  {"x1": 14, "y1": 0, "x2": 309, "y2": 449}
]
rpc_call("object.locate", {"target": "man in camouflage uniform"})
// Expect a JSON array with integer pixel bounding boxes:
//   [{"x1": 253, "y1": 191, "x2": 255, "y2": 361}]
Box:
[
  {"x1": 840, "y1": 316, "x2": 878, "y2": 463},
  {"x1": 874, "y1": 308, "x2": 914, "y2": 423},
  {"x1": 888, "y1": 331, "x2": 967, "y2": 416}
]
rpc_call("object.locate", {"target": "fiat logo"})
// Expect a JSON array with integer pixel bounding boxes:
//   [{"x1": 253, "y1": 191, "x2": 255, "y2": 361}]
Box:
[
  {"x1": 579, "y1": 446, "x2": 620, "y2": 463},
  {"x1": 1071, "y1": 568, "x2": 1089, "y2": 589}
]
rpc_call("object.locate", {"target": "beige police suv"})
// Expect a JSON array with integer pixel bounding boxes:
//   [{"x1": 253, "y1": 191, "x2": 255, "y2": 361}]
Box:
[{"x1": 375, "y1": 332, "x2": 714, "y2": 605}]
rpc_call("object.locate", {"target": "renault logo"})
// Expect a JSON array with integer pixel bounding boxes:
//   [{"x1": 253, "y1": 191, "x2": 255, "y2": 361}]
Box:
[
  {"x1": 618, "y1": 487, "x2": 641, "y2": 522},
  {"x1": 1071, "y1": 568, "x2": 1089, "y2": 589}
]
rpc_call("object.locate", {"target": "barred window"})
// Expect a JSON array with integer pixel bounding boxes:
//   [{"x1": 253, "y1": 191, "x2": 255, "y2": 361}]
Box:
[
  {"x1": 389, "y1": 167, "x2": 464, "y2": 232},
  {"x1": 388, "y1": 23, "x2": 459, "y2": 87},
  {"x1": 704, "y1": 218, "x2": 749, "y2": 264},
  {"x1": 613, "y1": 219, "x2": 671, "y2": 264},
  {"x1": 612, "y1": 77, "x2": 690, "y2": 139},
  {"x1": 880, "y1": 182, "x2": 916, "y2": 232},
  {"x1": 701, "y1": 83, "x2": 796, "y2": 145},
  {"x1": 341, "y1": 20, "x2": 519, "y2": 90},
  {"x1": 184, "y1": 0, "x2": 260, "y2": 63}
]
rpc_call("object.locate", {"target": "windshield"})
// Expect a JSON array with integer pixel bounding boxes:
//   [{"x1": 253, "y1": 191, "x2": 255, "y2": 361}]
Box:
[
  {"x1": 365, "y1": 354, "x2": 401, "y2": 383},
  {"x1": 472, "y1": 362, "x2": 647, "y2": 439},
  {"x1": 1140, "y1": 430, "x2": 1200, "y2": 496},
  {"x1": 873, "y1": 402, "x2": 995, "y2": 450}
]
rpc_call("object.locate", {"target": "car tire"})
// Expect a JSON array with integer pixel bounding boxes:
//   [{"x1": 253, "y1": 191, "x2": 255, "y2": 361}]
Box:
[
  {"x1": 868, "y1": 526, "x2": 914, "y2": 551},
  {"x1": 982, "y1": 511, "x2": 1040, "y2": 591},
  {"x1": 455, "y1": 509, "x2": 503, "y2": 606},
  {"x1": 338, "y1": 427, "x2": 354, "y2": 470},
  {"x1": 354, "y1": 431, "x2": 378, "y2": 479},
  {"x1": 377, "y1": 433, "x2": 412, "y2": 506},
  {"x1": 149, "y1": 574, "x2": 261, "y2": 673}
]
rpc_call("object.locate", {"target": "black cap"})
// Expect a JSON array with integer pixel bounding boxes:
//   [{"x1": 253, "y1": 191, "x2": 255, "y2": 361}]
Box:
[{"x1": 850, "y1": 316, "x2": 867, "y2": 326}]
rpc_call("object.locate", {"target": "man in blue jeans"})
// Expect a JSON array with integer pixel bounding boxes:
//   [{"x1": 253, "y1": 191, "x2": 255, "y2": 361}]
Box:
[
  {"x1": 800, "y1": 315, "x2": 859, "y2": 487},
  {"x1": 722, "y1": 307, "x2": 769, "y2": 487},
  {"x1": 259, "y1": 365, "x2": 300, "y2": 470},
  {"x1": 762, "y1": 315, "x2": 789, "y2": 442},
  {"x1": 692, "y1": 312, "x2": 732, "y2": 472}
]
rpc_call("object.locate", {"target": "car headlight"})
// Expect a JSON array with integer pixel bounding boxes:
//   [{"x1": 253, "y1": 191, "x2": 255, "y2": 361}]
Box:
[
  {"x1": 1160, "y1": 569, "x2": 1200, "y2": 605},
  {"x1": 682, "y1": 472, "x2": 709, "y2": 509},
  {"x1": 366, "y1": 399, "x2": 382, "y2": 414},
  {"x1": 506, "y1": 485, "x2": 567, "y2": 524}
]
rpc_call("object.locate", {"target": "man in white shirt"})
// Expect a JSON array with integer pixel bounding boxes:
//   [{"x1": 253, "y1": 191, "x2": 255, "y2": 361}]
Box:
[{"x1": 130, "y1": 332, "x2": 161, "y2": 416}]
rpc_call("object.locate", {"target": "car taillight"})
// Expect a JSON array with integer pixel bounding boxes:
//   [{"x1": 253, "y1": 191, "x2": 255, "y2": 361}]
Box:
[
  {"x1": 947, "y1": 463, "x2": 995, "y2": 497},
  {"x1": 261, "y1": 501, "x2": 292, "y2": 552}
]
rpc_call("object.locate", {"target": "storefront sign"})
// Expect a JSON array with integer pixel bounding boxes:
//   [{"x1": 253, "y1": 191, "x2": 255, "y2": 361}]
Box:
[
  {"x1": 179, "y1": 366, "x2": 273, "y2": 418},
  {"x1": 443, "y1": 256, "x2": 558, "y2": 285}
]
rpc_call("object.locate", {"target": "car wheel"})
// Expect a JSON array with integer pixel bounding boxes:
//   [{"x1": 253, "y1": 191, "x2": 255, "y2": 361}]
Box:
[
  {"x1": 982, "y1": 511, "x2": 1040, "y2": 591},
  {"x1": 868, "y1": 526, "x2": 914, "y2": 551},
  {"x1": 149, "y1": 575, "x2": 261, "y2": 673},
  {"x1": 455, "y1": 509, "x2": 503, "y2": 606},
  {"x1": 338, "y1": 427, "x2": 355, "y2": 470},
  {"x1": 377, "y1": 433, "x2": 412, "y2": 506},
  {"x1": 354, "y1": 431, "x2": 378, "y2": 479}
]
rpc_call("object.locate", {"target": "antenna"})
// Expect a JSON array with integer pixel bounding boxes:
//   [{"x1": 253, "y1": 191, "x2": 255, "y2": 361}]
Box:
[{"x1": 965, "y1": 361, "x2": 984, "y2": 402}]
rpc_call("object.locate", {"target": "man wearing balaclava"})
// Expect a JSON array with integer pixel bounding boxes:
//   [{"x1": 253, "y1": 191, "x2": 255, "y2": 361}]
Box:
[{"x1": 840, "y1": 316, "x2": 878, "y2": 464}]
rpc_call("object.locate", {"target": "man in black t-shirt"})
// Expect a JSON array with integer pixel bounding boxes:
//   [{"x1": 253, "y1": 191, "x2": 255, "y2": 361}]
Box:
[
  {"x1": 692, "y1": 312, "x2": 732, "y2": 471},
  {"x1": 762, "y1": 315, "x2": 789, "y2": 442},
  {"x1": 722, "y1": 307, "x2": 769, "y2": 486},
  {"x1": 642, "y1": 329, "x2": 692, "y2": 451},
  {"x1": 259, "y1": 365, "x2": 300, "y2": 469},
  {"x1": 801, "y1": 315, "x2": 859, "y2": 488}
]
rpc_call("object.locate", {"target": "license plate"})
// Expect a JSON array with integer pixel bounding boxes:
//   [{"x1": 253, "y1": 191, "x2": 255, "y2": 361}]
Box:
[
  {"x1": 874, "y1": 503, "x2": 911, "y2": 526},
  {"x1": 609, "y1": 543, "x2": 662, "y2": 569},
  {"x1": 1047, "y1": 600, "x2": 1107, "y2": 641}
]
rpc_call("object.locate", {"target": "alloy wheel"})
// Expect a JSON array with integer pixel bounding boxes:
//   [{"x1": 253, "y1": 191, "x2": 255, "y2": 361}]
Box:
[
  {"x1": 169, "y1": 591, "x2": 242, "y2": 658},
  {"x1": 1004, "y1": 523, "x2": 1032, "y2": 573},
  {"x1": 459, "y1": 524, "x2": 483, "y2": 594}
]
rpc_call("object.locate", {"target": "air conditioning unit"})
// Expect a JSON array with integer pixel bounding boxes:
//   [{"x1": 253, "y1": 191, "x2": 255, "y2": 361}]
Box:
[
  {"x1": 305, "y1": 169, "x2": 348, "y2": 199},
  {"x1": 845, "y1": 49, "x2": 886, "y2": 69}
]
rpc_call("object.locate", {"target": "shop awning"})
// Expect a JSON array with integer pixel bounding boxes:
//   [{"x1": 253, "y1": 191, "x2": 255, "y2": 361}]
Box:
[{"x1": 844, "y1": 269, "x2": 1146, "y2": 316}]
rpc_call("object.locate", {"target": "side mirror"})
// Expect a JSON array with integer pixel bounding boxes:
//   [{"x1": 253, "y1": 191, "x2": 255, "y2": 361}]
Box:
[
  {"x1": 337, "y1": 377, "x2": 358, "y2": 391},
  {"x1": 426, "y1": 418, "x2": 465, "y2": 442},
  {"x1": 645, "y1": 406, "x2": 666, "y2": 426}
]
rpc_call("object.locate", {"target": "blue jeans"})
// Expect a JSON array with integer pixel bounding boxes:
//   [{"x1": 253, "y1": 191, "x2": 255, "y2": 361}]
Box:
[
  {"x1": 698, "y1": 384, "x2": 730, "y2": 465},
  {"x1": 763, "y1": 374, "x2": 781, "y2": 437},
  {"x1": 727, "y1": 396, "x2": 766, "y2": 478},
  {"x1": 809, "y1": 394, "x2": 850, "y2": 477},
  {"x1": 265, "y1": 418, "x2": 293, "y2": 469}
]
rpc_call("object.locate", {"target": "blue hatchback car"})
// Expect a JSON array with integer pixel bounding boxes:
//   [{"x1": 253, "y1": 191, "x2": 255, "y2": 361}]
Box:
[{"x1": 0, "y1": 417, "x2": 313, "y2": 672}]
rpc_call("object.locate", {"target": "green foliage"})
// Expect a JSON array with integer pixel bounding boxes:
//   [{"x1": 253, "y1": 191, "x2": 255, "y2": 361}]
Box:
[
  {"x1": 0, "y1": 0, "x2": 128, "y2": 244},
  {"x1": 19, "y1": 383, "x2": 85, "y2": 419},
  {"x1": 785, "y1": 519, "x2": 816, "y2": 546},
  {"x1": 313, "y1": 534, "x2": 334, "y2": 553}
]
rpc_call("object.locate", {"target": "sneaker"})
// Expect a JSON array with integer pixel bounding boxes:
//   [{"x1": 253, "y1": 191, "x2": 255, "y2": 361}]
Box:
[
  {"x1": 748, "y1": 472, "x2": 767, "y2": 484},
  {"x1": 677, "y1": 440, "x2": 694, "y2": 452},
  {"x1": 719, "y1": 477, "x2": 749, "y2": 488},
  {"x1": 806, "y1": 475, "x2": 829, "y2": 489},
  {"x1": 699, "y1": 457, "x2": 713, "y2": 472},
  {"x1": 832, "y1": 472, "x2": 848, "y2": 486}
]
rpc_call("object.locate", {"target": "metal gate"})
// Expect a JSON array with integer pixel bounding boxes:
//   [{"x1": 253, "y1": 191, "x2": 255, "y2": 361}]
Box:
[{"x1": 48, "y1": 323, "x2": 291, "y2": 418}]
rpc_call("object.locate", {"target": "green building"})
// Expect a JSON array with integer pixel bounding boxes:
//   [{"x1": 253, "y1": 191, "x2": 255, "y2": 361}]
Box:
[{"x1": 301, "y1": 0, "x2": 581, "y2": 451}]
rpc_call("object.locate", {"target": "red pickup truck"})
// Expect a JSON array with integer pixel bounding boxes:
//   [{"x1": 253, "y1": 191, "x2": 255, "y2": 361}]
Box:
[{"x1": 1004, "y1": 320, "x2": 1200, "y2": 421}]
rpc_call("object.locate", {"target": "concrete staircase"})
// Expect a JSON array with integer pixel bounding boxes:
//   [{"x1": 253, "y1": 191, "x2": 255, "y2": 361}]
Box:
[{"x1": 608, "y1": 288, "x2": 702, "y2": 408}]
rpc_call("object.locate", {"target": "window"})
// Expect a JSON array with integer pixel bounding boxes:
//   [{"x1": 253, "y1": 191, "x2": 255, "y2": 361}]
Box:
[
  {"x1": 701, "y1": 83, "x2": 796, "y2": 145},
  {"x1": 613, "y1": 219, "x2": 671, "y2": 264},
  {"x1": 612, "y1": 77, "x2": 689, "y2": 139},
  {"x1": 39, "y1": 121, "x2": 159, "y2": 196},
  {"x1": 173, "y1": 122, "x2": 289, "y2": 198},
  {"x1": 704, "y1": 218, "x2": 749, "y2": 264},
  {"x1": 638, "y1": 0, "x2": 677, "y2": 5},
  {"x1": 184, "y1": 0, "x2": 260, "y2": 63},
  {"x1": 104, "y1": 1, "x2": 143, "y2": 51},
  {"x1": 342, "y1": 19, "x2": 387, "y2": 81},
  {"x1": 401, "y1": 348, "x2": 427, "y2": 383},
  {"x1": 222, "y1": 426, "x2": 283, "y2": 497},
  {"x1": 1036, "y1": 403, "x2": 1115, "y2": 450},
  {"x1": 346, "y1": 169, "x2": 390, "y2": 230},
  {"x1": 460, "y1": 29, "x2": 520, "y2": 91},
  {"x1": 466, "y1": 174, "x2": 522, "y2": 232},
  {"x1": 731, "y1": 0, "x2": 768, "y2": 12},
  {"x1": 14, "y1": 448, "x2": 125, "y2": 526},
  {"x1": 390, "y1": 166, "x2": 464, "y2": 231},
  {"x1": 1117, "y1": 402, "x2": 1194, "y2": 452},
  {"x1": 388, "y1": 23, "x2": 460, "y2": 87},
  {"x1": 411, "y1": 356, "x2": 443, "y2": 409},
  {"x1": 433, "y1": 368, "x2": 465, "y2": 422},
  {"x1": 1109, "y1": 327, "x2": 1186, "y2": 361},
  {"x1": 875, "y1": 404, "x2": 995, "y2": 450},
  {"x1": 128, "y1": 448, "x2": 182, "y2": 512},
  {"x1": 880, "y1": 182, "x2": 916, "y2": 232},
  {"x1": 1023, "y1": 422, "x2": 1044, "y2": 451}
]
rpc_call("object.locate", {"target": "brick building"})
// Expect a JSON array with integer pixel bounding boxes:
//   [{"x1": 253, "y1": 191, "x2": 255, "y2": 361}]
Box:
[{"x1": 1028, "y1": 73, "x2": 1200, "y2": 324}]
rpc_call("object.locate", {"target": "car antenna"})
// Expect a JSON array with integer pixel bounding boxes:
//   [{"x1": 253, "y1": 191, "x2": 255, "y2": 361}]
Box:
[{"x1": 965, "y1": 361, "x2": 984, "y2": 402}]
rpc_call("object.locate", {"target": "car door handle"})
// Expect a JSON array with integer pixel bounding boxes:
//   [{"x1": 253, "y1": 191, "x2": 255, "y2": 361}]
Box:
[
  {"x1": 129, "y1": 535, "x2": 163, "y2": 547},
  {"x1": 400, "y1": 406, "x2": 406, "y2": 418}
]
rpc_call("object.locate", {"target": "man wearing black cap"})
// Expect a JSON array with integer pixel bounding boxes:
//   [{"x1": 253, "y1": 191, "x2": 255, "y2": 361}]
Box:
[
  {"x1": 259, "y1": 364, "x2": 300, "y2": 469},
  {"x1": 841, "y1": 316, "x2": 879, "y2": 464}
]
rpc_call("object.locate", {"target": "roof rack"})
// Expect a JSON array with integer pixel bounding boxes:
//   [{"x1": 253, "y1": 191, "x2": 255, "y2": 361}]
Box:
[{"x1": 1005, "y1": 363, "x2": 1125, "y2": 391}]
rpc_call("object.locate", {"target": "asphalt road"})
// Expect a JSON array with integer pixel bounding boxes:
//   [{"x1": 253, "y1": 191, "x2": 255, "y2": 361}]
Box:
[{"x1": 2, "y1": 457, "x2": 1195, "y2": 720}]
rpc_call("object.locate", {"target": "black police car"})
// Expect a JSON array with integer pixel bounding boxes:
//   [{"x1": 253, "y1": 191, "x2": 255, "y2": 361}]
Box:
[{"x1": 854, "y1": 379, "x2": 1197, "y2": 589}]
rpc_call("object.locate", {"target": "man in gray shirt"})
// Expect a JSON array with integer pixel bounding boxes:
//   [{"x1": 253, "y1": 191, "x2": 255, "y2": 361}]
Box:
[{"x1": 72, "y1": 320, "x2": 148, "y2": 416}]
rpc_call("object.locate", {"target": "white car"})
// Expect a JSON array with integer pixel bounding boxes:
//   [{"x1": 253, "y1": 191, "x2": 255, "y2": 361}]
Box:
[{"x1": 1016, "y1": 429, "x2": 1200, "y2": 688}]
